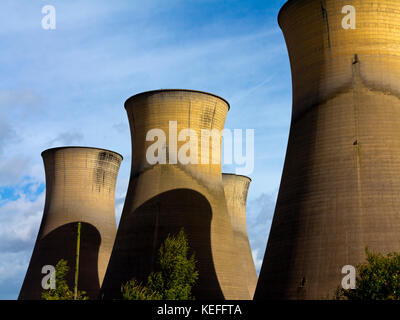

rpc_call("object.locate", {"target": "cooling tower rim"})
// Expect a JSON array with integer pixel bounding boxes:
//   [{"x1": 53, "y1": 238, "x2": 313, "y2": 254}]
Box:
[
  {"x1": 124, "y1": 89, "x2": 230, "y2": 110},
  {"x1": 41, "y1": 146, "x2": 123, "y2": 160},
  {"x1": 222, "y1": 172, "x2": 252, "y2": 182},
  {"x1": 277, "y1": 0, "x2": 297, "y2": 29}
]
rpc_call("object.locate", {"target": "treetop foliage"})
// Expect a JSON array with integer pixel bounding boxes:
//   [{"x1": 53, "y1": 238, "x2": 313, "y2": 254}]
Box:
[
  {"x1": 335, "y1": 247, "x2": 400, "y2": 300},
  {"x1": 41, "y1": 259, "x2": 89, "y2": 300},
  {"x1": 122, "y1": 228, "x2": 199, "y2": 300}
]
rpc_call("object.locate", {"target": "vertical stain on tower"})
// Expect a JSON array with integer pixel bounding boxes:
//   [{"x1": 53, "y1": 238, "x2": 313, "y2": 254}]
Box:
[{"x1": 320, "y1": 0, "x2": 331, "y2": 49}]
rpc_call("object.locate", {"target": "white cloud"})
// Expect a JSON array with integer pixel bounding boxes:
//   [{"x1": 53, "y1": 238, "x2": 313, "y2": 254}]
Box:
[
  {"x1": 0, "y1": 190, "x2": 44, "y2": 299},
  {"x1": 252, "y1": 248, "x2": 264, "y2": 273},
  {"x1": 0, "y1": 156, "x2": 31, "y2": 187},
  {"x1": 115, "y1": 196, "x2": 125, "y2": 225},
  {"x1": 0, "y1": 117, "x2": 18, "y2": 155},
  {"x1": 0, "y1": 192, "x2": 44, "y2": 252},
  {"x1": 48, "y1": 131, "x2": 84, "y2": 146},
  {"x1": 112, "y1": 122, "x2": 129, "y2": 134},
  {"x1": 247, "y1": 192, "x2": 277, "y2": 275},
  {"x1": 0, "y1": 251, "x2": 31, "y2": 296},
  {"x1": 0, "y1": 90, "x2": 42, "y2": 109}
]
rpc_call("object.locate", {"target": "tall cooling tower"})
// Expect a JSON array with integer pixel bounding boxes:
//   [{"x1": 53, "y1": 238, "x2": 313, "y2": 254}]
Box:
[
  {"x1": 101, "y1": 89, "x2": 250, "y2": 300},
  {"x1": 19, "y1": 147, "x2": 122, "y2": 299},
  {"x1": 256, "y1": 0, "x2": 400, "y2": 299},
  {"x1": 222, "y1": 173, "x2": 257, "y2": 298}
]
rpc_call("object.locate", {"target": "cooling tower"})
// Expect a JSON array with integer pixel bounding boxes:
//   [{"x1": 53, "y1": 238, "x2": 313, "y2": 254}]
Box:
[
  {"x1": 255, "y1": 0, "x2": 400, "y2": 299},
  {"x1": 19, "y1": 147, "x2": 122, "y2": 299},
  {"x1": 222, "y1": 173, "x2": 257, "y2": 298},
  {"x1": 100, "y1": 89, "x2": 250, "y2": 300}
]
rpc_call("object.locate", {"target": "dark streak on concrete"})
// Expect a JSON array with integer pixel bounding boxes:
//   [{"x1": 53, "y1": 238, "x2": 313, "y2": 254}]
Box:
[
  {"x1": 320, "y1": 0, "x2": 331, "y2": 49},
  {"x1": 210, "y1": 103, "x2": 217, "y2": 129},
  {"x1": 95, "y1": 151, "x2": 122, "y2": 192},
  {"x1": 293, "y1": 55, "x2": 400, "y2": 123}
]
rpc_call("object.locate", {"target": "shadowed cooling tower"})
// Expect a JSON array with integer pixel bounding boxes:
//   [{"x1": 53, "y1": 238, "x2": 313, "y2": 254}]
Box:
[
  {"x1": 101, "y1": 89, "x2": 250, "y2": 300},
  {"x1": 222, "y1": 173, "x2": 257, "y2": 298},
  {"x1": 255, "y1": 0, "x2": 400, "y2": 299},
  {"x1": 19, "y1": 147, "x2": 122, "y2": 299}
]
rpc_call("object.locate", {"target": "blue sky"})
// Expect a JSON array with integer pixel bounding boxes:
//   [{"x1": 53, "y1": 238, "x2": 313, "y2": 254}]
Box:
[{"x1": 0, "y1": 0, "x2": 291, "y2": 299}]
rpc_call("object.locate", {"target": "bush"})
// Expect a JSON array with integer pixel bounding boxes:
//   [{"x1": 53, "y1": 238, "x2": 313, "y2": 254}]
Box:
[
  {"x1": 335, "y1": 248, "x2": 400, "y2": 300},
  {"x1": 122, "y1": 228, "x2": 199, "y2": 300},
  {"x1": 41, "y1": 259, "x2": 88, "y2": 300}
]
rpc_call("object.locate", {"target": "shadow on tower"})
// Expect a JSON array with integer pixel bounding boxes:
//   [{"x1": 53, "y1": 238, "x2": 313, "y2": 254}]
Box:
[{"x1": 101, "y1": 188, "x2": 223, "y2": 300}]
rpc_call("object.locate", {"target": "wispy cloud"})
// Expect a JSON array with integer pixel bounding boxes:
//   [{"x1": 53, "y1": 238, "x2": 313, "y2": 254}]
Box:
[
  {"x1": 112, "y1": 122, "x2": 129, "y2": 134},
  {"x1": 0, "y1": 118, "x2": 18, "y2": 155},
  {"x1": 0, "y1": 191, "x2": 44, "y2": 298},
  {"x1": 48, "y1": 131, "x2": 84, "y2": 146},
  {"x1": 0, "y1": 90, "x2": 42, "y2": 108},
  {"x1": 247, "y1": 192, "x2": 277, "y2": 274},
  {"x1": 0, "y1": 156, "x2": 31, "y2": 187}
]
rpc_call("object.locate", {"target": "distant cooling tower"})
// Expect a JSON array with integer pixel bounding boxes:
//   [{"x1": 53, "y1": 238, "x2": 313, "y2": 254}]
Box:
[
  {"x1": 101, "y1": 89, "x2": 250, "y2": 300},
  {"x1": 19, "y1": 147, "x2": 122, "y2": 299},
  {"x1": 256, "y1": 0, "x2": 400, "y2": 299},
  {"x1": 222, "y1": 173, "x2": 257, "y2": 298}
]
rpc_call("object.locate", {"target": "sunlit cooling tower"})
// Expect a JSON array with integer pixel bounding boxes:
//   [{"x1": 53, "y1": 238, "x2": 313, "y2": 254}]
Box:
[
  {"x1": 255, "y1": 0, "x2": 400, "y2": 299},
  {"x1": 222, "y1": 173, "x2": 257, "y2": 298},
  {"x1": 100, "y1": 89, "x2": 250, "y2": 300},
  {"x1": 19, "y1": 147, "x2": 122, "y2": 299}
]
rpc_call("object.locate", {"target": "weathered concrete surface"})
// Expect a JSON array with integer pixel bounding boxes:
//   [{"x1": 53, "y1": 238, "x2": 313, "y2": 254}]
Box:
[
  {"x1": 222, "y1": 173, "x2": 257, "y2": 298},
  {"x1": 19, "y1": 147, "x2": 122, "y2": 299},
  {"x1": 256, "y1": 0, "x2": 400, "y2": 300},
  {"x1": 101, "y1": 90, "x2": 250, "y2": 300}
]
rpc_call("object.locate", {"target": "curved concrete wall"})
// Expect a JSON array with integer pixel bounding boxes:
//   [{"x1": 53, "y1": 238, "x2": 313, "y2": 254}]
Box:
[
  {"x1": 101, "y1": 90, "x2": 250, "y2": 300},
  {"x1": 256, "y1": 0, "x2": 400, "y2": 299},
  {"x1": 222, "y1": 173, "x2": 257, "y2": 298},
  {"x1": 19, "y1": 147, "x2": 122, "y2": 299}
]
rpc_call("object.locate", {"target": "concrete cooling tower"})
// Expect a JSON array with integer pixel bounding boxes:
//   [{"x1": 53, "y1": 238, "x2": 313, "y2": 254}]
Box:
[
  {"x1": 100, "y1": 89, "x2": 250, "y2": 300},
  {"x1": 19, "y1": 147, "x2": 122, "y2": 299},
  {"x1": 255, "y1": 0, "x2": 400, "y2": 299},
  {"x1": 222, "y1": 173, "x2": 257, "y2": 299}
]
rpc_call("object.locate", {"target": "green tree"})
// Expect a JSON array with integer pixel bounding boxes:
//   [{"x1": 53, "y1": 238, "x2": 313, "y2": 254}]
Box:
[
  {"x1": 335, "y1": 248, "x2": 400, "y2": 300},
  {"x1": 122, "y1": 228, "x2": 199, "y2": 300},
  {"x1": 41, "y1": 259, "x2": 89, "y2": 300}
]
